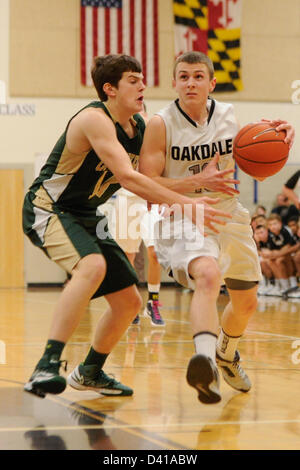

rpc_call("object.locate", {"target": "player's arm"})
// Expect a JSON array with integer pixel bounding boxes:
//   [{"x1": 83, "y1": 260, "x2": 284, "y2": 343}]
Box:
[
  {"x1": 72, "y1": 109, "x2": 232, "y2": 232},
  {"x1": 281, "y1": 186, "x2": 300, "y2": 209},
  {"x1": 139, "y1": 116, "x2": 239, "y2": 196},
  {"x1": 265, "y1": 243, "x2": 299, "y2": 259},
  {"x1": 282, "y1": 170, "x2": 300, "y2": 209}
]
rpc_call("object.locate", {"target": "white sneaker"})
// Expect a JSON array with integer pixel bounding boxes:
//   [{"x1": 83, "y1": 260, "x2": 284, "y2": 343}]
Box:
[
  {"x1": 265, "y1": 285, "x2": 283, "y2": 297},
  {"x1": 216, "y1": 351, "x2": 251, "y2": 392},
  {"x1": 257, "y1": 284, "x2": 272, "y2": 296},
  {"x1": 287, "y1": 288, "x2": 300, "y2": 299}
]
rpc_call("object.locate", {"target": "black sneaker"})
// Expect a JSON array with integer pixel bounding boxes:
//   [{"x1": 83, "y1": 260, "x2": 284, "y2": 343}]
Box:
[
  {"x1": 144, "y1": 300, "x2": 165, "y2": 326},
  {"x1": 24, "y1": 357, "x2": 67, "y2": 398},
  {"x1": 186, "y1": 354, "x2": 221, "y2": 404},
  {"x1": 131, "y1": 315, "x2": 140, "y2": 325}
]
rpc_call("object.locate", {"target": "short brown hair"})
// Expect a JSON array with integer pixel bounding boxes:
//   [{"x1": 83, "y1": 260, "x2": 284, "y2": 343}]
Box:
[
  {"x1": 91, "y1": 54, "x2": 142, "y2": 101},
  {"x1": 255, "y1": 224, "x2": 268, "y2": 231},
  {"x1": 173, "y1": 51, "x2": 214, "y2": 79},
  {"x1": 267, "y1": 214, "x2": 282, "y2": 223}
]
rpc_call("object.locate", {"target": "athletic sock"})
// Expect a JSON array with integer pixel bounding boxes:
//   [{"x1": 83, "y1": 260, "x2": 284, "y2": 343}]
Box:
[
  {"x1": 279, "y1": 278, "x2": 290, "y2": 291},
  {"x1": 37, "y1": 339, "x2": 65, "y2": 367},
  {"x1": 148, "y1": 283, "x2": 160, "y2": 302},
  {"x1": 289, "y1": 276, "x2": 298, "y2": 288},
  {"x1": 259, "y1": 276, "x2": 268, "y2": 288},
  {"x1": 193, "y1": 332, "x2": 217, "y2": 365},
  {"x1": 83, "y1": 347, "x2": 108, "y2": 370},
  {"x1": 216, "y1": 329, "x2": 241, "y2": 362}
]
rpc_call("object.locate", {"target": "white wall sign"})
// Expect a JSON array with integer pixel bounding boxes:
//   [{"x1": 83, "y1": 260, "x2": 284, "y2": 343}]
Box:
[{"x1": 0, "y1": 79, "x2": 36, "y2": 115}]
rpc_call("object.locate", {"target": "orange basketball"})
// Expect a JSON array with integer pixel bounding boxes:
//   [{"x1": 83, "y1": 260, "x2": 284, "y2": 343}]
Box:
[{"x1": 233, "y1": 122, "x2": 289, "y2": 178}]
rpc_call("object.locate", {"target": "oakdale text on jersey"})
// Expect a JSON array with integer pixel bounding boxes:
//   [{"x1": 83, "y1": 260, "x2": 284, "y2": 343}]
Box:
[{"x1": 171, "y1": 138, "x2": 233, "y2": 161}]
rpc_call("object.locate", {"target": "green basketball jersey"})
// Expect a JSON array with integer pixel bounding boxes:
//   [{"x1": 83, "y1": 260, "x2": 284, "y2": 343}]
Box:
[{"x1": 25, "y1": 101, "x2": 145, "y2": 217}]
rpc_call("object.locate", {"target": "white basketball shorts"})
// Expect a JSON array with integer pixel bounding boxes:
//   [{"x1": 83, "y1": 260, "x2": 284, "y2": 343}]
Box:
[{"x1": 154, "y1": 197, "x2": 262, "y2": 289}]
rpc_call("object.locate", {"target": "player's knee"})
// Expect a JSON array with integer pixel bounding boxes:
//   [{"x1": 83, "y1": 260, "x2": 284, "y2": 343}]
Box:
[
  {"x1": 76, "y1": 254, "x2": 107, "y2": 286},
  {"x1": 133, "y1": 292, "x2": 143, "y2": 314},
  {"x1": 191, "y1": 258, "x2": 221, "y2": 291},
  {"x1": 123, "y1": 289, "x2": 142, "y2": 318},
  {"x1": 275, "y1": 256, "x2": 286, "y2": 266},
  {"x1": 240, "y1": 294, "x2": 258, "y2": 318}
]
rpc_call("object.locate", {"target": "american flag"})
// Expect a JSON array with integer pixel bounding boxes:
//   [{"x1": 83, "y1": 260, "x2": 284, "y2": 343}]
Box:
[{"x1": 80, "y1": 0, "x2": 159, "y2": 87}]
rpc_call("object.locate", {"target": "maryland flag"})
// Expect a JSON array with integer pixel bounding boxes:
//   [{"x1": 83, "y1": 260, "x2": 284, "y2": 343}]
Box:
[{"x1": 173, "y1": 0, "x2": 243, "y2": 92}]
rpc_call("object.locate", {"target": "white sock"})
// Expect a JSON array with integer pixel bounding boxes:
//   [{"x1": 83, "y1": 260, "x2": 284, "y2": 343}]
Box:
[
  {"x1": 216, "y1": 329, "x2": 241, "y2": 362},
  {"x1": 279, "y1": 278, "x2": 289, "y2": 290},
  {"x1": 289, "y1": 276, "x2": 298, "y2": 288},
  {"x1": 259, "y1": 276, "x2": 268, "y2": 288},
  {"x1": 148, "y1": 283, "x2": 160, "y2": 302},
  {"x1": 148, "y1": 283, "x2": 160, "y2": 293},
  {"x1": 275, "y1": 279, "x2": 281, "y2": 289},
  {"x1": 193, "y1": 332, "x2": 217, "y2": 365}
]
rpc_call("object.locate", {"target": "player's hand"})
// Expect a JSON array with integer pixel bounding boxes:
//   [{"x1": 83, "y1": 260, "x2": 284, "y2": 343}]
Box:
[
  {"x1": 156, "y1": 197, "x2": 231, "y2": 236},
  {"x1": 193, "y1": 196, "x2": 232, "y2": 234},
  {"x1": 195, "y1": 153, "x2": 240, "y2": 195},
  {"x1": 260, "y1": 119, "x2": 295, "y2": 148}
]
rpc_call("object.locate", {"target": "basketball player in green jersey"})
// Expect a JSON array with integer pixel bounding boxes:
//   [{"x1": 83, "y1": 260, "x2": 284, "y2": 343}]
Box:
[
  {"x1": 23, "y1": 54, "x2": 238, "y2": 398},
  {"x1": 139, "y1": 51, "x2": 295, "y2": 404}
]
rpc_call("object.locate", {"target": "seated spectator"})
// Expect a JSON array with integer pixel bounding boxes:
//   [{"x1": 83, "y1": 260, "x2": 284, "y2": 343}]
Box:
[
  {"x1": 271, "y1": 193, "x2": 299, "y2": 226},
  {"x1": 264, "y1": 214, "x2": 300, "y2": 296},
  {"x1": 251, "y1": 214, "x2": 267, "y2": 232},
  {"x1": 254, "y1": 224, "x2": 277, "y2": 295},
  {"x1": 254, "y1": 205, "x2": 267, "y2": 216},
  {"x1": 287, "y1": 216, "x2": 300, "y2": 242},
  {"x1": 287, "y1": 216, "x2": 300, "y2": 278}
]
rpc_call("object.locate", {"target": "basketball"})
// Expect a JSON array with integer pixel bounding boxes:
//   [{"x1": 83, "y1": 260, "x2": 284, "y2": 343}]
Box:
[{"x1": 233, "y1": 122, "x2": 289, "y2": 178}]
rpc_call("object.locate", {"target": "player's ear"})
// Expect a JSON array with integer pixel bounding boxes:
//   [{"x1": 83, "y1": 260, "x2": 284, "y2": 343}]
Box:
[
  {"x1": 209, "y1": 77, "x2": 216, "y2": 93},
  {"x1": 172, "y1": 78, "x2": 176, "y2": 89},
  {"x1": 103, "y1": 82, "x2": 116, "y2": 98}
]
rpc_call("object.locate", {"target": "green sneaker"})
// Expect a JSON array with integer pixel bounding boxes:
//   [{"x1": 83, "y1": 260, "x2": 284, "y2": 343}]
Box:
[
  {"x1": 67, "y1": 363, "x2": 133, "y2": 397},
  {"x1": 24, "y1": 357, "x2": 67, "y2": 398}
]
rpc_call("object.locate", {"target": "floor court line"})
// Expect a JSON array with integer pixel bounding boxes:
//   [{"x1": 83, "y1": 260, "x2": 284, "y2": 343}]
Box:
[{"x1": 2, "y1": 418, "x2": 300, "y2": 433}]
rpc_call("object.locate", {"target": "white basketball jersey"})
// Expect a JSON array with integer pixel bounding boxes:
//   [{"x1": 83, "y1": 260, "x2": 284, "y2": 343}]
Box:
[{"x1": 157, "y1": 98, "x2": 239, "y2": 199}]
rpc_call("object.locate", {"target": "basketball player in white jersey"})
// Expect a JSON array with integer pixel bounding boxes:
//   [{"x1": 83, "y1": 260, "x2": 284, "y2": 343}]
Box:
[{"x1": 139, "y1": 51, "x2": 295, "y2": 404}]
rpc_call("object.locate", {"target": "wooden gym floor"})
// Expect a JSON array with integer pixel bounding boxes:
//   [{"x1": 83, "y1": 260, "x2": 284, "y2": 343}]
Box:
[{"x1": 0, "y1": 285, "x2": 300, "y2": 451}]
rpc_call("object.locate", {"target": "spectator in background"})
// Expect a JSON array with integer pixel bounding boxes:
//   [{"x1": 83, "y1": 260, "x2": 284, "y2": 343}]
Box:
[
  {"x1": 254, "y1": 224, "x2": 277, "y2": 295},
  {"x1": 253, "y1": 205, "x2": 267, "y2": 216},
  {"x1": 271, "y1": 193, "x2": 299, "y2": 226},
  {"x1": 263, "y1": 214, "x2": 299, "y2": 296},
  {"x1": 251, "y1": 214, "x2": 267, "y2": 232},
  {"x1": 287, "y1": 216, "x2": 300, "y2": 279},
  {"x1": 282, "y1": 170, "x2": 300, "y2": 210},
  {"x1": 287, "y1": 216, "x2": 300, "y2": 242}
]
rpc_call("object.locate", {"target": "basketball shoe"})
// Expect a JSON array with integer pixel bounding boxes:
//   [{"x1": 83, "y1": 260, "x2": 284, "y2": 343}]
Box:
[
  {"x1": 24, "y1": 356, "x2": 67, "y2": 398},
  {"x1": 186, "y1": 354, "x2": 221, "y2": 404},
  {"x1": 216, "y1": 350, "x2": 251, "y2": 392},
  {"x1": 287, "y1": 288, "x2": 300, "y2": 298},
  {"x1": 67, "y1": 364, "x2": 133, "y2": 396},
  {"x1": 144, "y1": 300, "x2": 165, "y2": 326},
  {"x1": 131, "y1": 315, "x2": 140, "y2": 325},
  {"x1": 264, "y1": 285, "x2": 284, "y2": 297}
]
